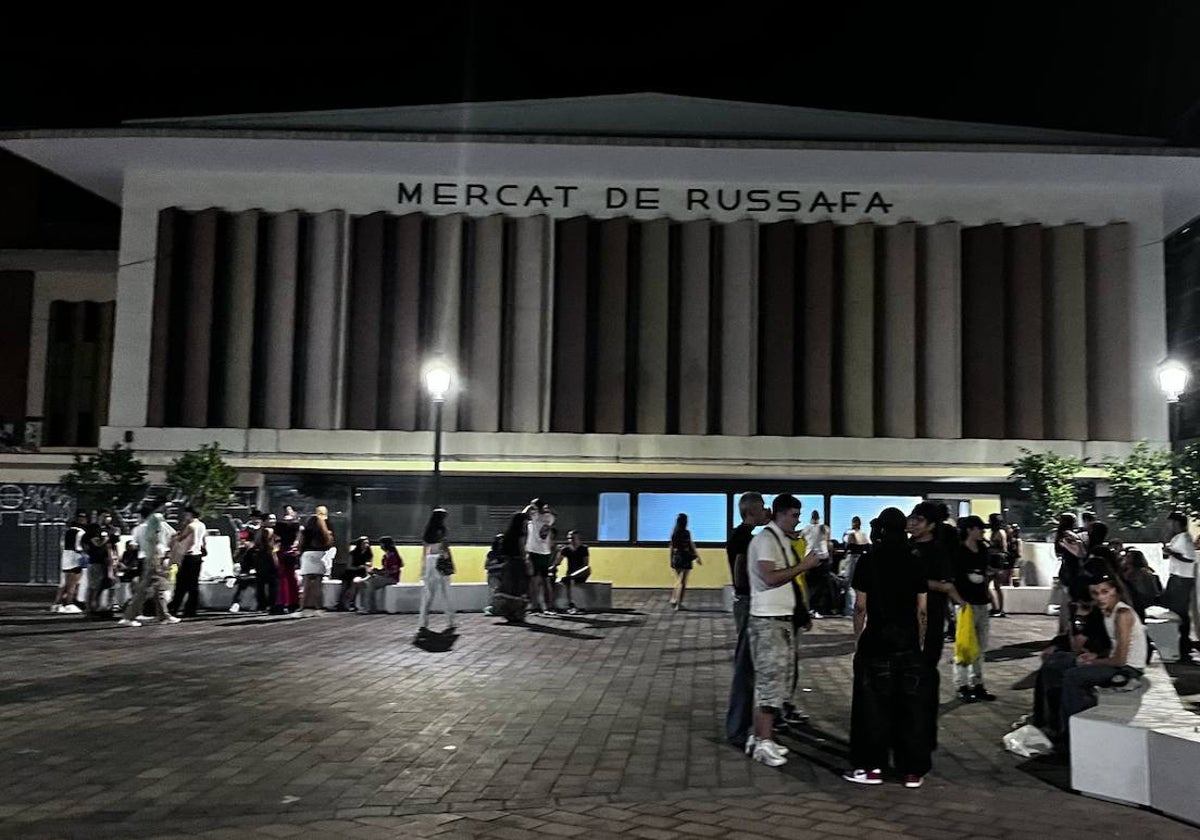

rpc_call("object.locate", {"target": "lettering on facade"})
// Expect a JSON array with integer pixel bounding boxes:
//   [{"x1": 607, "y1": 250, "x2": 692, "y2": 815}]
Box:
[{"x1": 396, "y1": 181, "x2": 894, "y2": 217}]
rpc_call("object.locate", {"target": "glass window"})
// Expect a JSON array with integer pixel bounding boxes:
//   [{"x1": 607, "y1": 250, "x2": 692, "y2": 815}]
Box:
[
  {"x1": 731, "y1": 493, "x2": 825, "y2": 530},
  {"x1": 829, "y1": 495, "x2": 925, "y2": 539},
  {"x1": 638, "y1": 493, "x2": 727, "y2": 543},
  {"x1": 597, "y1": 493, "x2": 631, "y2": 542}
]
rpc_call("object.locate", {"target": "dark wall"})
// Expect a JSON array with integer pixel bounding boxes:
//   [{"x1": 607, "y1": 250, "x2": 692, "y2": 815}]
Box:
[{"x1": 0, "y1": 150, "x2": 119, "y2": 250}]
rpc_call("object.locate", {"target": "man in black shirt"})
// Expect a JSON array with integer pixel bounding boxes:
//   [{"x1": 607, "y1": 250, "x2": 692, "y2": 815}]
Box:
[
  {"x1": 725, "y1": 492, "x2": 770, "y2": 747},
  {"x1": 84, "y1": 514, "x2": 117, "y2": 617},
  {"x1": 557, "y1": 530, "x2": 591, "y2": 614},
  {"x1": 844, "y1": 507, "x2": 931, "y2": 788}
]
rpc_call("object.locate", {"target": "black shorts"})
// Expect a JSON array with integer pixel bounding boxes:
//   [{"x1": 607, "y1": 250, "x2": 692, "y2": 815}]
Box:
[{"x1": 529, "y1": 553, "x2": 554, "y2": 579}]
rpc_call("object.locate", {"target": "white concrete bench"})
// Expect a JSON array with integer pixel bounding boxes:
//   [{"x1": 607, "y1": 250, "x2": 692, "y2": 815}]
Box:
[
  {"x1": 999, "y1": 585, "x2": 1054, "y2": 615},
  {"x1": 383, "y1": 582, "x2": 491, "y2": 614},
  {"x1": 197, "y1": 580, "x2": 260, "y2": 611},
  {"x1": 551, "y1": 580, "x2": 612, "y2": 610},
  {"x1": 1071, "y1": 662, "x2": 1200, "y2": 825}
]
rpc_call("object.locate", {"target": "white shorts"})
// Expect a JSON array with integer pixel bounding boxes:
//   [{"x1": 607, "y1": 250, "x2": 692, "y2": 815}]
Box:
[
  {"x1": 299, "y1": 548, "x2": 334, "y2": 576},
  {"x1": 61, "y1": 550, "x2": 86, "y2": 572}
]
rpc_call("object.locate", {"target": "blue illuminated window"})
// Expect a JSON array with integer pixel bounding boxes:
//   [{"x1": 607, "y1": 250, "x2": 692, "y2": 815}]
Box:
[
  {"x1": 637, "y1": 493, "x2": 727, "y2": 543},
  {"x1": 829, "y1": 495, "x2": 924, "y2": 537},
  {"x1": 598, "y1": 493, "x2": 631, "y2": 542}
]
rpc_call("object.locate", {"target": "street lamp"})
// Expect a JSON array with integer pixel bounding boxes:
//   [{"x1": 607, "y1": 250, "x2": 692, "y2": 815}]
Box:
[
  {"x1": 1157, "y1": 359, "x2": 1190, "y2": 404},
  {"x1": 423, "y1": 362, "x2": 453, "y2": 507}
]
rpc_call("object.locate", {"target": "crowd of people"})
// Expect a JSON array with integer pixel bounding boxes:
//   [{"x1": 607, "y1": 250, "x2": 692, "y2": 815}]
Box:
[{"x1": 723, "y1": 494, "x2": 1182, "y2": 788}]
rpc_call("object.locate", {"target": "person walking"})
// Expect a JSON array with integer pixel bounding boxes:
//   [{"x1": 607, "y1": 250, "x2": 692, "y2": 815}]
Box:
[
  {"x1": 119, "y1": 500, "x2": 179, "y2": 627},
  {"x1": 417, "y1": 509, "x2": 456, "y2": 637},
  {"x1": 843, "y1": 507, "x2": 930, "y2": 788},
  {"x1": 297, "y1": 506, "x2": 335, "y2": 615},
  {"x1": 669, "y1": 513, "x2": 701, "y2": 611}
]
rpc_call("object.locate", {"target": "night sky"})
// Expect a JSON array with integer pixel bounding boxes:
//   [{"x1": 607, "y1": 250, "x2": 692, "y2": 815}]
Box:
[{"x1": 4, "y1": 5, "x2": 1200, "y2": 141}]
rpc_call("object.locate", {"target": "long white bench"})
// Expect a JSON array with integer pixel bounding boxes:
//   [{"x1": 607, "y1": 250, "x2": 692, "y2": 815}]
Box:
[
  {"x1": 552, "y1": 580, "x2": 612, "y2": 610},
  {"x1": 384, "y1": 582, "x2": 489, "y2": 613},
  {"x1": 1071, "y1": 661, "x2": 1200, "y2": 825}
]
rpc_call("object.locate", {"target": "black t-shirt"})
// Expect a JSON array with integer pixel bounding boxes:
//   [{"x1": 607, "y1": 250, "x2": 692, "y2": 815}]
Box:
[
  {"x1": 911, "y1": 537, "x2": 952, "y2": 587},
  {"x1": 851, "y1": 541, "x2": 928, "y2": 656},
  {"x1": 727, "y1": 523, "x2": 754, "y2": 596},
  {"x1": 561, "y1": 545, "x2": 589, "y2": 574},
  {"x1": 85, "y1": 524, "x2": 112, "y2": 564},
  {"x1": 955, "y1": 543, "x2": 991, "y2": 605}
]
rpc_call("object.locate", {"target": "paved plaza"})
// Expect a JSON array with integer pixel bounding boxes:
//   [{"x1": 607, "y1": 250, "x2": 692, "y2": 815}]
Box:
[{"x1": 2, "y1": 591, "x2": 1199, "y2": 840}]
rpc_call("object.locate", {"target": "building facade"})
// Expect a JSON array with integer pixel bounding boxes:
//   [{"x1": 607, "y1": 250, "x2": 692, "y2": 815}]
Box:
[{"x1": 3, "y1": 94, "x2": 1198, "y2": 585}]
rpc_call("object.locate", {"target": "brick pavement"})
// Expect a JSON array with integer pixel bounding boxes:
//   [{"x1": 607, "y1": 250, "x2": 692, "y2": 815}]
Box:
[{"x1": 1, "y1": 591, "x2": 1197, "y2": 839}]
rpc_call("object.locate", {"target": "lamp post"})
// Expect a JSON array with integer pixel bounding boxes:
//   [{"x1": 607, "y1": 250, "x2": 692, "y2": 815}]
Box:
[
  {"x1": 1157, "y1": 358, "x2": 1191, "y2": 447},
  {"x1": 423, "y1": 362, "x2": 453, "y2": 508}
]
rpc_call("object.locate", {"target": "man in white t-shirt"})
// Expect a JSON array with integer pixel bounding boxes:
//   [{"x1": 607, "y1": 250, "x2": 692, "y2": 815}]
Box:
[
  {"x1": 745, "y1": 494, "x2": 819, "y2": 767},
  {"x1": 1163, "y1": 511, "x2": 1196, "y2": 661},
  {"x1": 525, "y1": 499, "x2": 557, "y2": 614},
  {"x1": 119, "y1": 499, "x2": 179, "y2": 627}
]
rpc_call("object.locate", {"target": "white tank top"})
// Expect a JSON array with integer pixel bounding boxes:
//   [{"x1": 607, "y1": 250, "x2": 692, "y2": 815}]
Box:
[{"x1": 1104, "y1": 602, "x2": 1147, "y2": 670}]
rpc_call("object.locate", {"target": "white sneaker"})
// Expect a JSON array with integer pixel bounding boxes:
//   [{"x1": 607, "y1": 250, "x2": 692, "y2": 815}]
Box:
[
  {"x1": 117, "y1": 618, "x2": 142, "y2": 628},
  {"x1": 61, "y1": 604, "x2": 82, "y2": 614},
  {"x1": 229, "y1": 603, "x2": 240, "y2": 613},
  {"x1": 744, "y1": 735, "x2": 788, "y2": 756},
  {"x1": 752, "y1": 740, "x2": 788, "y2": 767},
  {"x1": 160, "y1": 616, "x2": 181, "y2": 624}
]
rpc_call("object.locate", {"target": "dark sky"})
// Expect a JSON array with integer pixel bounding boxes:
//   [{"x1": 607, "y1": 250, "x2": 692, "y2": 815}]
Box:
[{"x1": 5, "y1": 5, "x2": 1200, "y2": 141}]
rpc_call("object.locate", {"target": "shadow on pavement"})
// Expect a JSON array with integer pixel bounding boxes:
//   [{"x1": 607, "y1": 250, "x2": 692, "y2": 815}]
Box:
[{"x1": 412, "y1": 629, "x2": 460, "y2": 652}]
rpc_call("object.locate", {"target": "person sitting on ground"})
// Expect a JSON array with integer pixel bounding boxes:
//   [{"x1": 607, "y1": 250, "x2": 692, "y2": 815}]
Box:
[
  {"x1": 1059, "y1": 574, "x2": 1148, "y2": 739},
  {"x1": 339, "y1": 536, "x2": 372, "y2": 611},
  {"x1": 363, "y1": 536, "x2": 402, "y2": 613},
  {"x1": 556, "y1": 530, "x2": 591, "y2": 615},
  {"x1": 1119, "y1": 548, "x2": 1163, "y2": 622}
]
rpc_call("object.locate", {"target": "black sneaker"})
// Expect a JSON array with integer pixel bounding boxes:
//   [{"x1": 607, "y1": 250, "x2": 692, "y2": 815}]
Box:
[
  {"x1": 972, "y1": 685, "x2": 997, "y2": 702},
  {"x1": 958, "y1": 686, "x2": 977, "y2": 703}
]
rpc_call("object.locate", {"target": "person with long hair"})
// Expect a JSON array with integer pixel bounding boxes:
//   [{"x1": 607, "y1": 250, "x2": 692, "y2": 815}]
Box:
[
  {"x1": 669, "y1": 513, "x2": 701, "y2": 611},
  {"x1": 843, "y1": 508, "x2": 930, "y2": 788},
  {"x1": 1119, "y1": 548, "x2": 1163, "y2": 621},
  {"x1": 339, "y1": 536, "x2": 373, "y2": 611},
  {"x1": 417, "y1": 508, "x2": 455, "y2": 636},
  {"x1": 492, "y1": 510, "x2": 533, "y2": 622},
  {"x1": 363, "y1": 536, "x2": 403, "y2": 614},
  {"x1": 298, "y1": 506, "x2": 335, "y2": 615}
]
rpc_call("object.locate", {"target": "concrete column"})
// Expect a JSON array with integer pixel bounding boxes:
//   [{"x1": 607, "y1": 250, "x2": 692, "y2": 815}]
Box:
[
  {"x1": 636, "y1": 219, "x2": 670, "y2": 434},
  {"x1": 594, "y1": 218, "x2": 630, "y2": 434},
  {"x1": 1086, "y1": 223, "x2": 1133, "y2": 441},
  {"x1": 678, "y1": 220, "x2": 711, "y2": 435},
  {"x1": 181, "y1": 209, "x2": 217, "y2": 428},
  {"x1": 880, "y1": 222, "x2": 917, "y2": 438},
  {"x1": 298, "y1": 210, "x2": 349, "y2": 430},
  {"x1": 462, "y1": 215, "x2": 504, "y2": 432},
  {"x1": 961, "y1": 224, "x2": 1006, "y2": 439},
  {"x1": 346, "y1": 213, "x2": 385, "y2": 430},
  {"x1": 260, "y1": 212, "x2": 299, "y2": 430},
  {"x1": 720, "y1": 220, "x2": 758, "y2": 436},
  {"x1": 758, "y1": 222, "x2": 796, "y2": 436},
  {"x1": 802, "y1": 222, "x2": 835, "y2": 436},
  {"x1": 220, "y1": 210, "x2": 258, "y2": 429},
  {"x1": 1006, "y1": 224, "x2": 1045, "y2": 439},
  {"x1": 839, "y1": 223, "x2": 875, "y2": 438},
  {"x1": 918, "y1": 222, "x2": 963, "y2": 439},
  {"x1": 426, "y1": 214, "x2": 464, "y2": 431},
  {"x1": 551, "y1": 217, "x2": 588, "y2": 432},
  {"x1": 146, "y1": 209, "x2": 178, "y2": 427},
  {"x1": 382, "y1": 214, "x2": 423, "y2": 431},
  {"x1": 1044, "y1": 224, "x2": 1088, "y2": 440},
  {"x1": 505, "y1": 216, "x2": 549, "y2": 432}
]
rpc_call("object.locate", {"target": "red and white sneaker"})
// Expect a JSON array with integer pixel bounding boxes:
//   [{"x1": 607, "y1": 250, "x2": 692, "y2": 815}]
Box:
[
  {"x1": 903, "y1": 774, "x2": 924, "y2": 788},
  {"x1": 842, "y1": 768, "x2": 883, "y2": 785}
]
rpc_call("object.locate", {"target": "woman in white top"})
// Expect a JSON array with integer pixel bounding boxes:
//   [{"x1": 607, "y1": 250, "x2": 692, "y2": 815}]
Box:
[
  {"x1": 1060, "y1": 575, "x2": 1147, "y2": 734},
  {"x1": 417, "y1": 508, "x2": 456, "y2": 637}
]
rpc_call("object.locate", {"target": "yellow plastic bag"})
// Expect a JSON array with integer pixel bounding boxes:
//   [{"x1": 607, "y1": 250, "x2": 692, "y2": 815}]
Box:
[
  {"x1": 790, "y1": 537, "x2": 809, "y2": 602},
  {"x1": 954, "y1": 603, "x2": 979, "y2": 664}
]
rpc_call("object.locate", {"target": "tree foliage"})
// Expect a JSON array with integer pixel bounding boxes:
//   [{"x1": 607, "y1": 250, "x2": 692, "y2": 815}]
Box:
[
  {"x1": 1007, "y1": 448, "x2": 1087, "y2": 535},
  {"x1": 59, "y1": 444, "x2": 149, "y2": 513},
  {"x1": 1105, "y1": 441, "x2": 1175, "y2": 530},
  {"x1": 166, "y1": 443, "x2": 237, "y2": 519}
]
